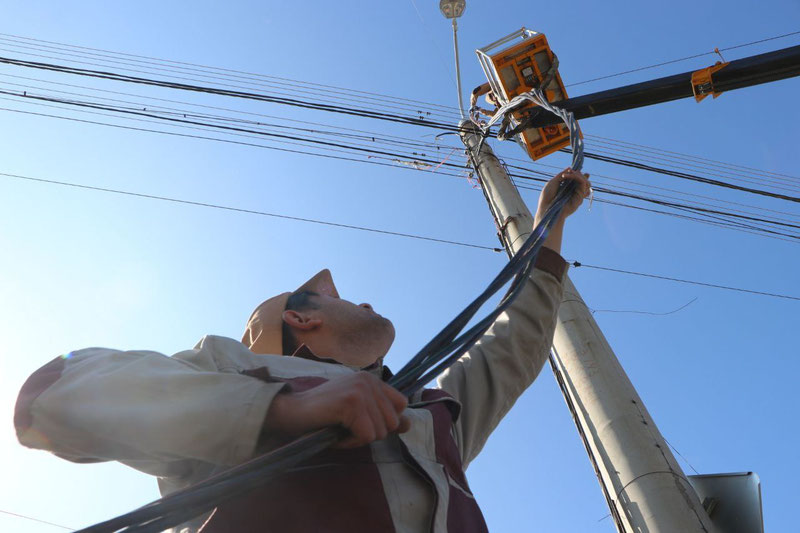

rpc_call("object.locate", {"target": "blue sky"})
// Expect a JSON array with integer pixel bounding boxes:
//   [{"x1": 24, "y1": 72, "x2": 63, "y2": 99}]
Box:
[{"x1": 1, "y1": 1, "x2": 798, "y2": 531}]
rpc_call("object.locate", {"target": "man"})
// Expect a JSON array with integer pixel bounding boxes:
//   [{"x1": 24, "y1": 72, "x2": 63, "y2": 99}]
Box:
[{"x1": 15, "y1": 169, "x2": 590, "y2": 532}]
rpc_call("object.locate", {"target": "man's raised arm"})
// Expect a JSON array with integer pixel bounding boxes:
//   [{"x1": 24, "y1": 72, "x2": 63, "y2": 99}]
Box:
[{"x1": 437, "y1": 169, "x2": 590, "y2": 467}]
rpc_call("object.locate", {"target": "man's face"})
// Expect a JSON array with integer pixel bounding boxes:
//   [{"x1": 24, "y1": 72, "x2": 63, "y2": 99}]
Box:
[{"x1": 311, "y1": 294, "x2": 395, "y2": 367}]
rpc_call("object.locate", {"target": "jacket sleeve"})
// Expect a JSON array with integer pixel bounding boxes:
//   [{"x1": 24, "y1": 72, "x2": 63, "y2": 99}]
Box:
[
  {"x1": 14, "y1": 345, "x2": 286, "y2": 477},
  {"x1": 436, "y1": 247, "x2": 567, "y2": 468}
]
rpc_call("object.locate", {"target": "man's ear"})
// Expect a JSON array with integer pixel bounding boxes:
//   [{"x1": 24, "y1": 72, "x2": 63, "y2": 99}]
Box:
[{"x1": 282, "y1": 310, "x2": 323, "y2": 331}]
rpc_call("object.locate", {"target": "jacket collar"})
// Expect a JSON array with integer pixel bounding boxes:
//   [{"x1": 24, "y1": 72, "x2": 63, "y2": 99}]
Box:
[{"x1": 291, "y1": 344, "x2": 390, "y2": 380}]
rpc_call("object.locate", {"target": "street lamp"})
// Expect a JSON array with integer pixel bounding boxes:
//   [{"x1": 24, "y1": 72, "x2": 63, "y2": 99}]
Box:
[
  {"x1": 439, "y1": 0, "x2": 466, "y2": 19},
  {"x1": 439, "y1": 0, "x2": 467, "y2": 117}
]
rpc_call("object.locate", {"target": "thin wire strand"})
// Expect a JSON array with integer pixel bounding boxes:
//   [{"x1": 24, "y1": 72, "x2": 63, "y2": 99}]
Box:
[
  {"x1": 590, "y1": 297, "x2": 698, "y2": 316},
  {"x1": 0, "y1": 509, "x2": 73, "y2": 531}
]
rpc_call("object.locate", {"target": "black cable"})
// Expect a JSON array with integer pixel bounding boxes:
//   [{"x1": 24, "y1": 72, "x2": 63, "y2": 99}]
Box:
[{"x1": 70, "y1": 177, "x2": 577, "y2": 533}]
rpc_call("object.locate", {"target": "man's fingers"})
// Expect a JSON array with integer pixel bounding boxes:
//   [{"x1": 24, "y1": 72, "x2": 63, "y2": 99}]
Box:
[
  {"x1": 342, "y1": 412, "x2": 377, "y2": 448},
  {"x1": 363, "y1": 388, "x2": 388, "y2": 441},
  {"x1": 396, "y1": 415, "x2": 411, "y2": 434},
  {"x1": 381, "y1": 382, "x2": 408, "y2": 414},
  {"x1": 371, "y1": 381, "x2": 400, "y2": 434}
]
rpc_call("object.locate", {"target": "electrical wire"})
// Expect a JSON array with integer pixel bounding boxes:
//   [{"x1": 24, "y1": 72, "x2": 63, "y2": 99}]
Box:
[
  {"x1": 4, "y1": 168, "x2": 796, "y2": 302},
  {"x1": 584, "y1": 133, "x2": 800, "y2": 182},
  {"x1": 70, "y1": 146, "x2": 579, "y2": 533},
  {"x1": 0, "y1": 31, "x2": 462, "y2": 115},
  {"x1": 0, "y1": 38, "x2": 461, "y2": 122},
  {"x1": 570, "y1": 262, "x2": 800, "y2": 301},
  {"x1": 3, "y1": 53, "x2": 799, "y2": 208},
  {"x1": 585, "y1": 136, "x2": 800, "y2": 187},
  {"x1": 2, "y1": 29, "x2": 797, "y2": 193},
  {"x1": 4, "y1": 73, "x2": 794, "y2": 231},
  {"x1": 2, "y1": 89, "x2": 797, "y2": 243},
  {"x1": 578, "y1": 150, "x2": 800, "y2": 203},
  {"x1": 0, "y1": 171, "x2": 499, "y2": 252},
  {"x1": 42, "y1": 82, "x2": 589, "y2": 532},
  {"x1": 0, "y1": 54, "x2": 463, "y2": 132},
  {"x1": 567, "y1": 29, "x2": 800, "y2": 87},
  {"x1": 582, "y1": 140, "x2": 800, "y2": 193}
]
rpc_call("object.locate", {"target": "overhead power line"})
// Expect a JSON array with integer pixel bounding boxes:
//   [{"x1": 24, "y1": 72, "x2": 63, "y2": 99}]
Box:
[
  {"x1": 2, "y1": 169, "x2": 798, "y2": 302},
  {"x1": 567, "y1": 29, "x2": 800, "y2": 87},
  {"x1": 570, "y1": 262, "x2": 800, "y2": 302},
  {"x1": 584, "y1": 133, "x2": 800, "y2": 182},
  {"x1": 0, "y1": 54, "x2": 463, "y2": 131},
  {"x1": 0, "y1": 31, "x2": 461, "y2": 114},
  {"x1": 3, "y1": 52, "x2": 798, "y2": 206},
  {"x1": 0, "y1": 36, "x2": 461, "y2": 122},
  {"x1": 2, "y1": 90, "x2": 797, "y2": 243},
  {"x1": 0, "y1": 171, "x2": 501, "y2": 252},
  {"x1": 582, "y1": 140, "x2": 800, "y2": 193},
  {"x1": 577, "y1": 150, "x2": 800, "y2": 203},
  {"x1": 2, "y1": 29, "x2": 797, "y2": 192},
  {"x1": 584, "y1": 134, "x2": 800, "y2": 184},
  {"x1": 3, "y1": 69, "x2": 796, "y2": 230}
]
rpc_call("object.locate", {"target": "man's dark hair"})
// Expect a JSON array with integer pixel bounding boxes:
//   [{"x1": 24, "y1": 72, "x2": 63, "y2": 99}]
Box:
[{"x1": 282, "y1": 290, "x2": 319, "y2": 355}]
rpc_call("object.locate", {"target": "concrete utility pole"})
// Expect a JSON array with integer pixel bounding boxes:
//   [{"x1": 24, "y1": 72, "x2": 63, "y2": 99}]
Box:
[{"x1": 460, "y1": 120, "x2": 716, "y2": 533}]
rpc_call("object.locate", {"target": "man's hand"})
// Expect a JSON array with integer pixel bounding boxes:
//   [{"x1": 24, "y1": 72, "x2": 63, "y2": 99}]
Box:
[
  {"x1": 265, "y1": 372, "x2": 411, "y2": 448},
  {"x1": 533, "y1": 168, "x2": 591, "y2": 254}
]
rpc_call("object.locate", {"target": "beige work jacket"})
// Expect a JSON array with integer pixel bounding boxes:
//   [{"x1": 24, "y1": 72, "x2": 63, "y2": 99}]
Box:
[{"x1": 15, "y1": 251, "x2": 567, "y2": 532}]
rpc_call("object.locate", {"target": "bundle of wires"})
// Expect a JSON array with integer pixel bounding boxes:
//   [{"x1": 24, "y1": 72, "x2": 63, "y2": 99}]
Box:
[{"x1": 77, "y1": 89, "x2": 584, "y2": 533}]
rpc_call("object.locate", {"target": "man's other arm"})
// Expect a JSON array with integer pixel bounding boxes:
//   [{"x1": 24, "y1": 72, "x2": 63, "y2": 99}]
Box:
[{"x1": 14, "y1": 347, "x2": 286, "y2": 475}]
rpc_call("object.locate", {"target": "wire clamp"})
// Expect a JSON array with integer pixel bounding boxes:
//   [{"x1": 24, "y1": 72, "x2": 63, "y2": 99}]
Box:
[{"x1": 691, "y1": 61, "x2": 729, "y2": 102}]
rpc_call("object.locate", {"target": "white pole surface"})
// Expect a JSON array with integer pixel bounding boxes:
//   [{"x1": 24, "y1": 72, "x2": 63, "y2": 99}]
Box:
[{"x1": 459, "y1": 121, "x2": 716, "y2": 533}]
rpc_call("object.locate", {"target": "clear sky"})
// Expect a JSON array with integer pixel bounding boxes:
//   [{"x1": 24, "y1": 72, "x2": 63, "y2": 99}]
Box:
[{"x1": 1, "y1": 1, "x2": 798, "y2": 531}]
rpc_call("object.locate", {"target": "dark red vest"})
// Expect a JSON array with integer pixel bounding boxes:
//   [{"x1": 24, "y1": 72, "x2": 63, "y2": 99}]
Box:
[{"x1": 199, "y1": 373, "x2": 489, "y2": 533}]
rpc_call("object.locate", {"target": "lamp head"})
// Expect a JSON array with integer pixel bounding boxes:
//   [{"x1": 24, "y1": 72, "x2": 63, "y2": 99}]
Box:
[{"x1": 439, "y1": 0, "x2": 466, "y2": 19}]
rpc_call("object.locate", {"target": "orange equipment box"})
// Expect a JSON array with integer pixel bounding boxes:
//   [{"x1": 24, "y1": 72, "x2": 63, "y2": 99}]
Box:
[{"x1": 476, "y1": 29, "x2": 572, "y2": 160}]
